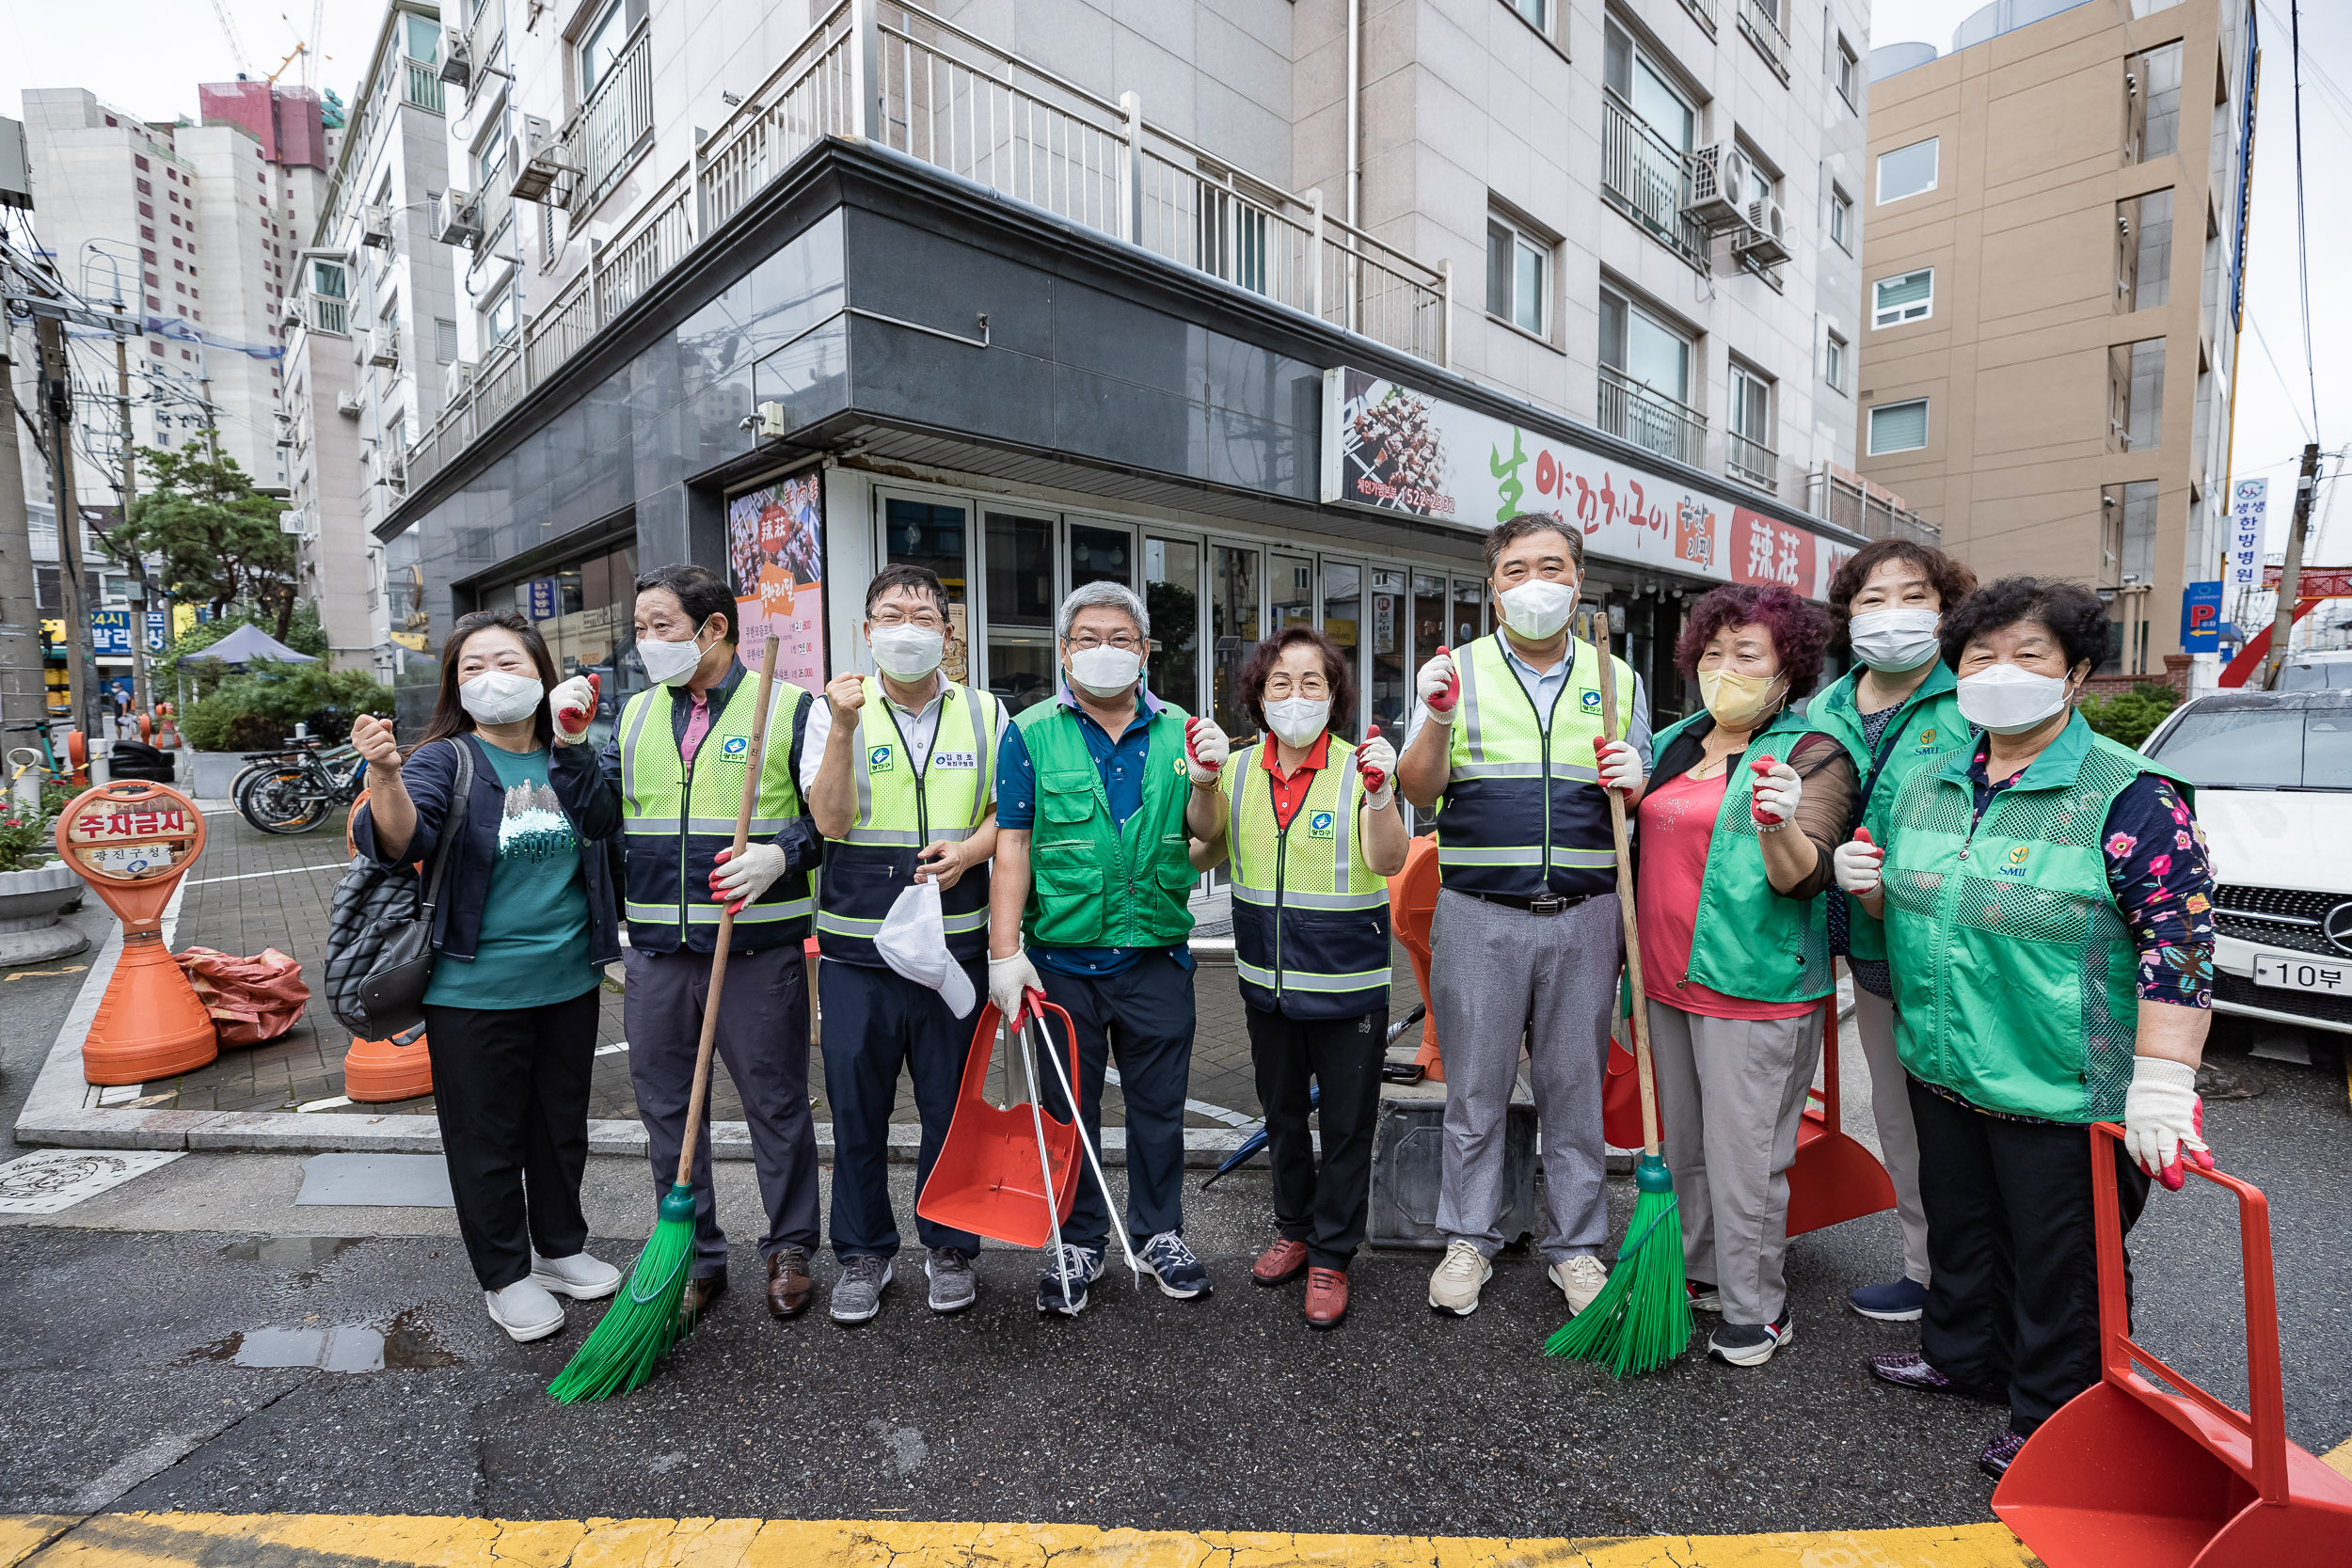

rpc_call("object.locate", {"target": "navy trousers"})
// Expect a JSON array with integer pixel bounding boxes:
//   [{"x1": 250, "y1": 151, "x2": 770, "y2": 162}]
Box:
[
  {"x1": 1035, "y1": 954, "x2": 1197, "y2": 1253},
  {"x1": 818, "y1": 956, "x2": 986, "y2": 1260}
]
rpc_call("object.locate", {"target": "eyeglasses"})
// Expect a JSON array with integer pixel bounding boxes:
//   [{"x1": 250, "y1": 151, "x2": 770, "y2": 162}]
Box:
[
  {"x1": 1067, "y1": 633, "x2": 1142, "y2": 652},
  {"x1": 871, "y1": 610, "x2": 946, "y2": 630},
  {"x1": 1262, "y1": 674, "x2": 1329, "y2": 699}
]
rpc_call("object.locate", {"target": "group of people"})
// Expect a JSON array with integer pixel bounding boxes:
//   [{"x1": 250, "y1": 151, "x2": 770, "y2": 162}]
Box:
[{"x1": 347, "y1": 511, "x2": 2218, "y2": 1482}]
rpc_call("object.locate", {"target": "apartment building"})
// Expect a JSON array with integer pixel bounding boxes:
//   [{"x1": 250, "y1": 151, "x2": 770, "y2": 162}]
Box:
[
  {"x1": 370, "y1": 0, "x2": 1884, "y2": 743},
  {"x1": 1856, "y1": 0, "x2": 2256, "y2": 680},
  {"x1": 281, "y1": 2, "x2": 461, "y2": 670}
]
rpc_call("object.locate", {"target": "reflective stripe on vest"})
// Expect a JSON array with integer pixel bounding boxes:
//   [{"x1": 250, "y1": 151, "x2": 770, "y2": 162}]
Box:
[{"x1": 1222, "y1": 737, "x2": 1391, "y2": 1019}]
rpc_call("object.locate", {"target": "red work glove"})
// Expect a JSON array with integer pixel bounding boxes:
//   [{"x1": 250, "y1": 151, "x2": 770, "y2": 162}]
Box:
[
  {"x1": 1355, "y1": 723, "x2": 1394, "y2": 798},
  {"x1": 1749, "y1": 753, "x2": 1801, "y2": 826},
  {"x1": 1417, "y1": 645, "x2": 1460, "y2": 720},
  {"x1": 1833, "y1": 826, "x2": 1883, "y2": 895},
  {"x1": 1184, "y1": 715, "x2": 1231, "y2": 784},
  {"x1": 1593, "y1": 736, "x2": 1642, "y2": 793},
  {"x1": 549, "y1": 673, "x2": 598, "y2": 746}
]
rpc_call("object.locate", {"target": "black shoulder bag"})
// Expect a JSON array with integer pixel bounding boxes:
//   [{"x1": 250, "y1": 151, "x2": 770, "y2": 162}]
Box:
[{"x1": 356, "y1": 738, "x2": 473, "y2": 1044}]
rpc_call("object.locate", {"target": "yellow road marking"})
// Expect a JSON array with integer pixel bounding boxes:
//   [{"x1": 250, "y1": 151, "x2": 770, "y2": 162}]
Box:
[
  {"x1": 7, "y1": 1513, "x2": 2039, "y2": 1568},
  {"x1": 2327, "y1": 1434, "x2": 2352, "y2": 1481},
  {"x1": 0, "y1": 1520, "x2": 75, "y2": 1568}
]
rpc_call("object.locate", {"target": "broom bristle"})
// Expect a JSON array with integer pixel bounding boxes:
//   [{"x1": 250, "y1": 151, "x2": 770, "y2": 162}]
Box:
[
  {"x1": 1543, "y1": 1163, "x2": 1692, "y2": 1378},
  {"x1": 548, "y1": 1186, "x2": 700, "y2": 1403}
]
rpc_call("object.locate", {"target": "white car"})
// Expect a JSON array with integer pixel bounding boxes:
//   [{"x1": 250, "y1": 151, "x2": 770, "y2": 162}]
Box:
[{"x1": 2140, "y1": 689, "x2": 2352, "y2": 1035}]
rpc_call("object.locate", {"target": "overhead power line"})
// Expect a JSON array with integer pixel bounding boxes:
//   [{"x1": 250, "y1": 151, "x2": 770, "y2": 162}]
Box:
[{"x1": 2289, "y1": 0, "x2": 2323, "y2": 437}]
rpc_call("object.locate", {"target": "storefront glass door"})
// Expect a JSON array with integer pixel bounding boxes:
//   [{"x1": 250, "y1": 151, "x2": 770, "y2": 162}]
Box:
[
  {"x1": 1069, "y1": 521, "x2": 1134, "y2": 589},
  {"x1": 1211, "y1": 544, "x2": 1262, "y2": 740},
  {"x1": 984, "y1": 511, "x2": 1056, "y2": 714},
  {"x1": 1143, "y1": 536, "x2": 1201, "y2": 716},
  {"x1": 1320, "y1": 558, "x2": 1363, "y2": 739},
  {"x1": 1367, "y1": 568, "x2": 1407, "y2": 735},
  {"x1": 1271, "y1": 552, "x2": 1314, "y2": 632}
]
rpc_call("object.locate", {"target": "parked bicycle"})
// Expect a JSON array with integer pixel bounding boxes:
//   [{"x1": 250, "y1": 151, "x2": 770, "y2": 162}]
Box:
[{"x1": 236, "y1": 739, "x2": 366, "y2": 834}]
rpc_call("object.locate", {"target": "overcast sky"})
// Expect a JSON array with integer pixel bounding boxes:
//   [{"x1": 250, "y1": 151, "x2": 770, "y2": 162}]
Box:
[{"x1": 5, "y1": 0, "x2": 2344, "y2": 559}]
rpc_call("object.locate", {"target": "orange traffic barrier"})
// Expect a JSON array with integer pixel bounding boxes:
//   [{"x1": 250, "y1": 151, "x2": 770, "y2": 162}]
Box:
[
  {"x1": 1386, "y1": 833, "x2": 1444, "y2": 1081},
  {"x1": 339, "y1": 789, "x2": 435, "y2": 1102},
  {"x1": 153, "y1": 704, "x2": 181, "y2": 751},
  {"x1": 56, "y1": 782, "x2": 216, "y2": 1085},
  {"x1": 63, "y1": 730, "x2": 88, "y2": 786}
]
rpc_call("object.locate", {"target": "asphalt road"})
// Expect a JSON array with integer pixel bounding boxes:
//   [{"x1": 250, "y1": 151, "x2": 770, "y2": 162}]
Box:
[{"x1": 0, "y1": 1027, "x2": 2344, "y2": 1540}]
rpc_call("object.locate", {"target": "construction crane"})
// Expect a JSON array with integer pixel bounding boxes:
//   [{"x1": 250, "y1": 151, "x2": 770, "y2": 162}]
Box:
[{"x1": 208, "y1": 0, "x2": 253, "y2": 77}]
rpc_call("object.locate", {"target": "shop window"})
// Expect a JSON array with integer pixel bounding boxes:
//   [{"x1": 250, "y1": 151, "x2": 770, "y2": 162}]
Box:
[
  {"x1": 1271, "y1": 552, "x2": 1314, "y2": 632},
  {"x1": 1451, "y1": 578, "x2": 1488, "y2": 648},
  {"x1": 1144, "y1": 536, "x2": 1201, "y2": 716},
  {"x1": 1069, "y1": 523, "x2": 1132, "y2": 590},
  {"x1": 1212, "y1": 545, "x2": 1262, "y2": 741},
  {"x1": 985, "y1": 512, "x2": 1055, "y2": 714},
  {"x1": 2116, "y1": 189, "x2": 2173, "y2": 311},
  {"x1": 1368, "y1": 568, "x2": 1407, "y2": 735},
  {"x1": 1322, "y1": 561, "x2": 1363, "y2": 740},
  {"x1": 2124, "y1": 41, "x2": 2184, "y2": 164},
  {"x1": 884, "y1": 499, "x2": 969, "y2": 617},
  {"x1": 483, "y1": 540, "x2": 640, "y2": 747}
]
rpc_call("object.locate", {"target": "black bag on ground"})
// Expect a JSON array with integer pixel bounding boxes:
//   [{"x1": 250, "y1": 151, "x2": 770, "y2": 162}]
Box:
[
  {"x1": 322, "y1": 739, "x2": 471, "y2": 1044},
  {"x1": 107, "y1": 738, "x2": 176, "y2": 782}
]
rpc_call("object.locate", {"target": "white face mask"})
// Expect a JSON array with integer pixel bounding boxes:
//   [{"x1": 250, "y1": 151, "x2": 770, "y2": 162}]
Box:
[
  {"x1": 636, "y1": 631, "x2": 706, "y2": 688},
  {"x1": 1498, "y1": 578, "x2": 1579, "y2": 641},
  {"x1": 458, "y1": 670, "x2": 545, "y2": 727},
  {"x1": 1264, "y1": 697, "x2": 1330, "y2": 749},
  {"x1": 1067, "y1": 643, "x2": 1143, "y2": 698},
  {"x1": 1849, "y1": 608, "x2": 1944, "y2": 673},
  {"x1": 869, "y1": 625, "x2": 946, "y2": 682},
  {"x1": 1956, "y1": 663, "x2": 2074, "y2": 736}
]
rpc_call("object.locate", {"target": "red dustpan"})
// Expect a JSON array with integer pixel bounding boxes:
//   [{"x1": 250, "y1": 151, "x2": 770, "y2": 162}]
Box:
[
  {"x1": 1786, "y1": 985, "x2": 1897, "y2": 1238},
  {"x1": 1993, "y1": 1122, "x2": 2352, "y2": 1565},
  {"x1": 916, "y1": 999, "x2": 1083, "y2": 1248}
]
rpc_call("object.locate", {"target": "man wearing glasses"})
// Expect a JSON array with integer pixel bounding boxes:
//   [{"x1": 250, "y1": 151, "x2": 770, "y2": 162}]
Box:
[
  {"x1": 987, "y1": 580, "x2": 1232, "y2": 1314},
  {"x1": 803, "y1": 565, "x2": 1002, "y2": 1323}
]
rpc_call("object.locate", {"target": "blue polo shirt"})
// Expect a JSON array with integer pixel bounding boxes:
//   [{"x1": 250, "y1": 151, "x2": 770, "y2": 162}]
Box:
[{"x1": 995, "y1": 683, "x2": 1196, "y2": 979}]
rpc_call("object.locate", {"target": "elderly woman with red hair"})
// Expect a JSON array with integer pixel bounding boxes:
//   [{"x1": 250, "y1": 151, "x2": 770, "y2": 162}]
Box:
[{"x1": 1632, "y1": 583, "x2": 1851, "y2": 1369}]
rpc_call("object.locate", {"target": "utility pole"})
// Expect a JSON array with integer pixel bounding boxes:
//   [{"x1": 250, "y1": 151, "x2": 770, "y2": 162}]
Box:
[
  {"x1": 115, "y1": 330, "x2": 150, "y2": 721},
  {"x1": 0, "y1": 341, "x2": 46, "y2": 813},
  {"x1": 33, "y1": 313, "x2": 93, "y2": 738},
  {"x1": 2264, "y1": 440, "x2": 2324, "y2": 689}
]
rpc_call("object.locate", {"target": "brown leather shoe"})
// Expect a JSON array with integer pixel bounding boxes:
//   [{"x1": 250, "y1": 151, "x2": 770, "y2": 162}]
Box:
[
  {"x1": 679, "y1": 1268, "x2": 726, "y2": 1327},
  {"x1": 1252, "y1": 1237, "x2": 1309, "y2": 1288},
  {"x1": 766, "y1": 1247, "x2": 814, "y2": 1319},
  {"x1": 1303, "y1": 1266, "x2": 1349, "y2": 1329}
]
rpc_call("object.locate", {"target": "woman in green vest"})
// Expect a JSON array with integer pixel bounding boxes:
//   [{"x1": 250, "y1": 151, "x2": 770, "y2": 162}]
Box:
[
  {"x1": 1201, "y1": 626, "x2": 1407, "y2": 1330},
  {"x1": 1637, "y1": 583, "x2": 1852, "y2": 1370},
  {"x1": 1808, "y1": 539, "x2": 1979, "y2": 1326},
  {"x1": 1836, "y1": 577, "x2": 2217, "y2": 1481}
]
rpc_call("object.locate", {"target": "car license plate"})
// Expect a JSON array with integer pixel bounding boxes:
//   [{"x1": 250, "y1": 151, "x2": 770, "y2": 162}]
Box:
[{"x1": 2254, "y1": 953, "x2": 2352, "y2": 995}]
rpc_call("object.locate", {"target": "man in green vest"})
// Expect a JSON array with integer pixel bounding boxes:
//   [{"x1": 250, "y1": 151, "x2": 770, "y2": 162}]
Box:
[
  {"x1": 986, "y1": 580, "x2": 1232, "y2": 1316},
  {"x1": 1395, "y1": 515, "x2": 1647, "y2": 1321},
  {"x1": 803, "y1": 564, "x2": 1002, "y2": 1324},
  {"x1": 602, "y1": 563, "x2": 822, "y2": 1324}
]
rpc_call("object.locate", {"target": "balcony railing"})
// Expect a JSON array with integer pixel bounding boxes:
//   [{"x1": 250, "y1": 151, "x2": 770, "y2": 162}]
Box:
[
  {"x1": 1806, "y1": 467, "x2": 1940, "y2": 545},
  {"x1": 404, "y1": 60, "x2": 445, "y2": 115},
  {"x1": 1597, "y1": 366, "x2": 1705, "y2": 468},
  {"x1": 1726, "y1": 429, "x2": 1779, "y2": 493},
  {"x1": 1737, "y1": 0, "x2": 1791, "y2": 81},
  {"x1": 404, "y1": 0, "x2": 1453, "y2": 498},
  {"x1": 1678, "y1": 0, "x2": 1718, "y2": 32},
  {"x1": 1599, "y1": 97, "x2": 1708, "y2": 270},
  {"x1": 300, "y1": 293, "x2": 349, "y2": 337}
]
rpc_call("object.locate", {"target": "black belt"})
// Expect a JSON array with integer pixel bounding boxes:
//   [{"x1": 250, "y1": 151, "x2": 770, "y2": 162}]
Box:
[{"x1": 1452, "y1": 888, "x2": 1600, "y2": 916}]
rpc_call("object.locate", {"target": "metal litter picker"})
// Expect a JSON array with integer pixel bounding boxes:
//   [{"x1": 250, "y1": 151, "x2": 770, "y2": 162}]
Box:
[
  {"x1": 1541, "y1": 610, "x2": 1692, "y2": 1376},
  {"x1": 548, "y1": 634, "x2": 780, "y2": 1403}
]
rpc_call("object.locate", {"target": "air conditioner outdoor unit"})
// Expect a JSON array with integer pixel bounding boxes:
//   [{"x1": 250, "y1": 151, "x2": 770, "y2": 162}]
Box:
[
  {"x1": 437, "y1": 28, "x2": 475, "y2": 88},
  {"x1": 279, "y1": 294, "x2": 305, "y2": 325},
  {"x1": 366, "y1": 328, "x2": 400, "y2": 369},
  {"x1": 278, "y1": 507, "x2": 307, "y2": 534},
  {"x1": 335, "y1": 388, "x2": 365, "y2": 417},
  {"x1": 1735, "y1": 198, "x2": 1790, "y2": 266},
  {"x1": 507, "y1": 117, "x2": 577, "y2": 204},
  {"x1": 432, "y1": 188, "x2": 485, "y2": 248},
  {"x1": 442, "y1": 358, "x2": 476, "y2": 404},
  {"x1": 1683, "y1": 144, "x2": 1753, "y2": 229},
  {"x1": 359, "y1": 204, "x2": 392, "y2": 249}
]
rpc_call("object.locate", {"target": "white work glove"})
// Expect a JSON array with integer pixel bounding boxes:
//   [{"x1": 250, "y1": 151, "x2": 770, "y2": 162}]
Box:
[
  {"x1": 1356, "y1": 726, "x2": 1397, "y2": 810},
  {"x1": 1416, "y1": 647, "x2": 1460, "y2": 725},
  {"x1": 1748, "y1": 753, "x2": 1801, "y2": 827},
  {"x1": 548, "y1": 673, "x2": 598, "y2": 746},
  {"x1": 1833, "y1": 830, "x2": 1884, "y2": 895},
  {"x1": 2123, "y1": 1056, "x2": 2214, "y2": 1192},
  {"x1": 1593, "y1": 737, "x2": 1643, "y2": 794},
  {"x1": 1184, "y1": 715, "x2": 1230, "y2": 785},
  {"x1": 707, "y1": 842, "x2": 789, "y2": 915},
  {"x1": 988, "y1": 949, "x2": 1045, "y2": 1027}
]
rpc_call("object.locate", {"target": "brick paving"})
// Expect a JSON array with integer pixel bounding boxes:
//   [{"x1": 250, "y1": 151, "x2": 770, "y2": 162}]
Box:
[{"x1": 88, "y1": 800, "x2": 1421, "y2": 1131}]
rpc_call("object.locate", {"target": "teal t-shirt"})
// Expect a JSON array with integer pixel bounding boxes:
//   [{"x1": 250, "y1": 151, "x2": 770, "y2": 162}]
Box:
[{"x1": 423, "y1": 743, "x2": 602, "y2": 1011}]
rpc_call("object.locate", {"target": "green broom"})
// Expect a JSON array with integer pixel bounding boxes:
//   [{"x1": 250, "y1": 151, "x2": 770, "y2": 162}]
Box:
[
  {"x1": 550, "y1": 633, "x2": 780, "y2": 1403},
  {"x1": 1542, "y1": 610, "x2": 1691, "y2": 1378}
]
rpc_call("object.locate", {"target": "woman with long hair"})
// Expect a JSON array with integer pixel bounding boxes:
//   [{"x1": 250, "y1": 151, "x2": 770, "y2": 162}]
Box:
[{"x1": 351, "y1": 610, "x2": 624, "y2": 1343}]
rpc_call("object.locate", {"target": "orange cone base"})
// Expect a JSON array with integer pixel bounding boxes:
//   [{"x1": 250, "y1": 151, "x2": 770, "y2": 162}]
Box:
[
  {"x1": 342, "y1": 1033, "x2": 434, "y2": 1103},
  {"x1": 83, "y1": 937, "x2": 218, "y2": 1085}
]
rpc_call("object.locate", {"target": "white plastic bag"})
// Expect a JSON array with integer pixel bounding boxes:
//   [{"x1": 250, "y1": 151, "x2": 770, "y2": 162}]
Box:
[{"x1": 874, "y1": 877, "x2": 976, "y2": 1017}]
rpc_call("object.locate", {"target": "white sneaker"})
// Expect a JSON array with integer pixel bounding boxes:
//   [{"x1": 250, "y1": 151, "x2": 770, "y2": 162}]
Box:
[
  {"x1": 531, "y1": 1250, "x2": 622, "y2": 1300},
  {"x1": 485, "y1": 1278, "x2": 567, "y2": 1342},
  {"x1": 1427, "y1": 1239, "x2": 1493, "y2": 1316},
  {"x1": 1548, "y1": 1254, "x2": 1611, "y2": 1316}
]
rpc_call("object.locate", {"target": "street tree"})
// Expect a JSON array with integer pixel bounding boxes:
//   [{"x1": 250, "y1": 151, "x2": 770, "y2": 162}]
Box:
[{"x1": 119, "y1": 439, "x2": 299, "y2": 638}]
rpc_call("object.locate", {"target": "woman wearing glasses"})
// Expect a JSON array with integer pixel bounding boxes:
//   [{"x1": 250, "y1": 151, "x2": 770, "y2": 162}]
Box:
[{"x1": 1200, "y1": 626, "x2": 1407, "y2": 1328}]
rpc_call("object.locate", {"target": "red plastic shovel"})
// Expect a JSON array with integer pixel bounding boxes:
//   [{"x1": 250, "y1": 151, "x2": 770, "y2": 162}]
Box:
[{"x1": 915, "y1": 999, "x2": 1084, "y2": 1248}]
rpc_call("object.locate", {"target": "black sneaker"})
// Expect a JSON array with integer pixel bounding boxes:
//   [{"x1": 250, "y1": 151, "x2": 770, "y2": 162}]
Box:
[
  {"x1": 1849, "y1": 1277, "x2": 1929, "y2": 1323},
  {"x1": 1708, "y1": 1307, "x2": 1793, "y2": 1367},
  {"x1": 1137, "y1": 1231, "x2": 1212, "y2": 1299},
  {"x1": 1035, "y1": 1243, "x2": 1105, "y2": 1316}
]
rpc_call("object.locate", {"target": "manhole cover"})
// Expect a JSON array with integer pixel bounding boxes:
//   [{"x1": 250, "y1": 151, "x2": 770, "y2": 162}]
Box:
[{"x1": 0, "y1": 1148, "x2": 183, "y2": 1213}]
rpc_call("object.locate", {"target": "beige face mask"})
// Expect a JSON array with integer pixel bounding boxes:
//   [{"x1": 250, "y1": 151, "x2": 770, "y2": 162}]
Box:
[{"x1": 1698, "y1": 667, "x2": 1785, "y2": 730}]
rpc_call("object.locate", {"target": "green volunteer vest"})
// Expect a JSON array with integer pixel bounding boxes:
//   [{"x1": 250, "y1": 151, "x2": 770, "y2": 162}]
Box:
[
  {"x1": 617, "y1": 676, "x2": 813, "y2": 949},
  {"x1": 1437, "y1": 631, "x2": 1633, "y2": 899},
  {"x1": 816, "y1": 679, "x2": 1002, "y2": 966},
  {"x1": 1809, "y1": 662, "x2": 1971, "y2": 964},
  {"x1": 1651, "y1": 705, "x2": 1835, "y2": 1006},
  {"x1": 1881, "y1": 713, "x2": 2193, "y2": 1122},
  {"x1": 1221, "y1": 736, "x2": 1392, "y2": 1019},
  {"x1": 1016, "y1": 697, "x2": 1197, "y2": 950}
]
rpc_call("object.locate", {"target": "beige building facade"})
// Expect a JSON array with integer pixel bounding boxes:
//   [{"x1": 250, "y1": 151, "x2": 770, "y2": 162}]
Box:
[{"x1": 1856, "y1": 0, "x2": 2255, "y2": 677}]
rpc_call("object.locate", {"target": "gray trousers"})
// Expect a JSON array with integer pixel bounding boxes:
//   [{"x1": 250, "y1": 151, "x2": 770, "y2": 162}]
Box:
[
  {"x1": 1852, "y1": 986, "x2": 1931, "y2": 1285},
  {"x1": 1428, "y1": 887, "x2": 1618, "y2": 1260},
  {"x1": 1648, "y1": 1000, "x2": 1823, "y2": 1326},
  {"x1": 624, "y1": 942, "x2": 820, "y2": 1275}
]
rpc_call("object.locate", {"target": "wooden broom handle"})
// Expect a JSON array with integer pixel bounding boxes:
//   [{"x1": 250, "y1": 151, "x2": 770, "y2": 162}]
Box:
[
  {"x1": 1589, "y1": 611, "x2": 1661, "y2": 1158},
  {"x1": 674, "y1": 634, "x2": 781, "y2": 1186}
]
